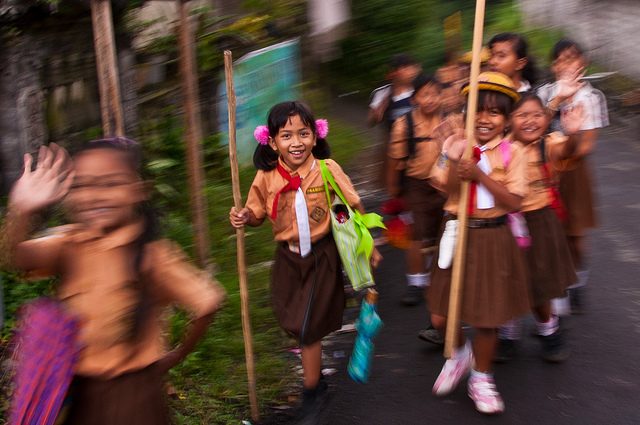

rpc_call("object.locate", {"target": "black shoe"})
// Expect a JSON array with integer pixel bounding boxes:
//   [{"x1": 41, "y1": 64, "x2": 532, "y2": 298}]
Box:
[
  {"x1": 569, "y1": 288, "x2": 584, "y2": 315},
  {"x1": 493, "y1": 338, "x2": 518, "y2": 363},
  {"x1": 298, "y1": 378, "x2": 328, "y2": 425},
  {"x1": 541, "y1": 329, "x2": 569, "y2": 363},
  {"x1": 401, "y1": 285, "x2": 424, "y2": 306},
  {"x1": 418, "y1": 326, "x2": 444, "y2": 345}
]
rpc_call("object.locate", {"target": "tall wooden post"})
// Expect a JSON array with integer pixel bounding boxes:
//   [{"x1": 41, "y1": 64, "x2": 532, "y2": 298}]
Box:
[
  {"x1": 177, "y1": 0, "x2": 210, "y2": 268},
  {"x1": 90, "y1": 0, "x2": 125, "y2": 137},
  {"x1": 444, "y1": 0, "x2": 486, "y2": 359}
]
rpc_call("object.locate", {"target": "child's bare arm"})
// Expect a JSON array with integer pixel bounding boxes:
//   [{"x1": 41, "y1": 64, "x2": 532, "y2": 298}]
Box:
[{"x1": 2, "y1": 144, "x2": 73, "y2": 270}]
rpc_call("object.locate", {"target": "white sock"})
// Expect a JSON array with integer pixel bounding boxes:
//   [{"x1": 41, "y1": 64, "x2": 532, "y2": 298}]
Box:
[
  {"x1": 498, "y1": 318, "x2": 522, "y2": 340},
  {"x1": 452, "y1": 339, "x2": 471, "y2": 360},
  {"x1": 550, "y1": 295, "x2": 571, "y2": 317},
  {"x1": 470, "y1": 368, "x2": 492, "y2": 382},
  {"x1": 406, "y1": 273, "x2": 429, "y2": 287},
  {"x1": 568, "y1": 269, "x2": 589, "y2": 289}
]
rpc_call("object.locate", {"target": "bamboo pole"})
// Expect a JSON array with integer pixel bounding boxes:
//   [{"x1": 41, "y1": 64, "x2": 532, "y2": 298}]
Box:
[
  {"x1": 90, "y1": 0, "x2": 125, "y2": 137},
  {"x1": 444, "y1": 0, "x2": 486, "y2": 359},
  {"x1": 177, "y1": 0, "x2": 210, "y2": 268},
  {"x1": 224, "y1": 50, "x2": 260, "y2": 422}
]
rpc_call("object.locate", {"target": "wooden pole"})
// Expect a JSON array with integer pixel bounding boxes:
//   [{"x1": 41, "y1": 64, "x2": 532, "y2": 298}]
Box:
[
  {"x1": 177, "y1": 0, "x2": 210, "y2": 268},
  {"x1": 90, "y1": 0, "x2": 125, "y2": 137},
  {"x1": 224, "y1": 50, "x2": 260, "y2": 422},
  {"x1": 444, "y1": 0, "x2": 486, "y2": 359}
]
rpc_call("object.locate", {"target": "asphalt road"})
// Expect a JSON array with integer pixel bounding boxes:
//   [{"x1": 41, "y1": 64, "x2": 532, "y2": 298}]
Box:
[{"x1": 313, "y1": 108, "x2": 640, "y2": 424}]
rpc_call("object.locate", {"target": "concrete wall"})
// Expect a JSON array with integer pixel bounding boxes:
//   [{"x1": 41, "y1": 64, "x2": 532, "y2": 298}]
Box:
[{"x1": 517, "y1": 0, "x2": 640, "y2": 81}]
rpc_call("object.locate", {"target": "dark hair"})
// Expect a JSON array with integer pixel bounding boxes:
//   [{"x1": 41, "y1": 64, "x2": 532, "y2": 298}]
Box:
[
  {"x1": 489, "y1": 32, "x2": 537, "y2": 86},
  {"x1": 412, "y1": 73, "x2": 441, "y2": 95},
  {"x1": 389, "y1": 53, "x2": 417, "y2": 70},
  {"x1": 476, "y1": 90, "x2": 514, "y2": 116},
  {"x1": 253, "y1": 101, "x2": 331, "y2": 171},
  {"x1": 551, "y1": 38, "x2": 584, "y2": 61},
  {"x1": 73, "y1": 138, "x2": 159, "y2": 340},
  {"x1": 512, "y1": 92, "x2": 544, "y2": 112}
]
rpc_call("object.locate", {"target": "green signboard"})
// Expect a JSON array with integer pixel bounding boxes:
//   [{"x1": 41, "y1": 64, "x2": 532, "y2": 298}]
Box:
[{"x1": 218, "y1": 39, "x2": 301, "y2": 165}]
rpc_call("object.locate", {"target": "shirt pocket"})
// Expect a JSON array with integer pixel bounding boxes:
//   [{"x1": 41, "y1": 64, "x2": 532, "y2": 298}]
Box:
[{"x1": 268, "y1": 195, "x2": 291, "y2": 235}]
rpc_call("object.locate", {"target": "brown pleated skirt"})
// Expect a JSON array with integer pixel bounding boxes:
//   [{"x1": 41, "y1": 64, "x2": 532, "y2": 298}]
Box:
[
  {"x1": 427, "y1": 216, "x2": 530, "y2": 328},
  {"x1": 523, "y1": 207, "x2": 577, "y2": 307},
  {"x1": 559, "y1": 157, "x2": 597, "y2": 236},
  {"x1": 403, "y1": 177, "x2": 446, "y2": 242},
  {"x1": 64, "y1": 363, "x2": 169, "y2": 425},
  {"x1": 271, "y1": 235, "x2": 345, "y2": 345}
]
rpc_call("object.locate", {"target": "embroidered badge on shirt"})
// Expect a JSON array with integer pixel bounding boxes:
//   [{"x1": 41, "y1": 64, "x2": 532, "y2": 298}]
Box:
[
  {"x1": 492, "y1": 167, "x2": 506, "y2": 174},
  {"x1": 306, "y1": 186, "x2": 325, "y2": 194},
  {"x1": 310, "y1": 206, "x2": 326, "y2": 222}
]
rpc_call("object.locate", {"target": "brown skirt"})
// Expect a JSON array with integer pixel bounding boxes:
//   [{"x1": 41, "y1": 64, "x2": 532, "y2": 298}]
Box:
[
  {"x1": 64, "y1": 363, "x2": 169, "y2": 425},
  {"x1": 403, "y1": 177, "x2": 446, "y2": 242},
  {"x1": 427, "y1": 216, "x2": 530, "y2": 328},
  {"x1": 559, "y1": 157, "x2": 597, "y2": 236},
  {"x1": 271, "y1": 235, "x2": 345, "y2": 345},
  {"x1": 523, "y1": 207, "x2": 577, "y2": 307}
]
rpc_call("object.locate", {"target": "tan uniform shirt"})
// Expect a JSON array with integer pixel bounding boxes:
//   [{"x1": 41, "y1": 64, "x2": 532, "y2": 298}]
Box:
[
  {"x1": 429, "y1": 137, "x2": 527, "y2": 218},
  {"x1": 245, "y1": 155, "x2": 361, "y2": 244},
  {"x1": 521, "y1": 132, "x2": 568, "y2": 212},
  {"x1": 388, "y1": 111, "x2": 463, "y2": 180},
  {"x1": 21, "y1": 221, "x2": 223, "y2": 379}
]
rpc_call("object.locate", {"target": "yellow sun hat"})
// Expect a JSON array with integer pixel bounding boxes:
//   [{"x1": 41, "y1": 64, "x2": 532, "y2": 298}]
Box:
[{"x1": 461, "y1": 71, "x2": 521, "y2": 102}]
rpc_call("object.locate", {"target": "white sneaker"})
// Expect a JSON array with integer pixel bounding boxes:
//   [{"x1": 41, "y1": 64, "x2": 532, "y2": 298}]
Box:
[
  {"x1": 468, "y1": 376, "x2": 505, "y2": 414},
  {"x1": 432, "y1": 341, "x2": 474, "y2": 396},
  {"x1": 438, "y1": 219, "x2": 458, "y2": 269}
]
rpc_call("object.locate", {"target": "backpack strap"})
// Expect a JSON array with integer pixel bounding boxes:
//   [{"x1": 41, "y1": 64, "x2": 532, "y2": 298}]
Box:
[
  {"x1": 498, "y1": 139, "x2": 512, "y2": 168},
  {"x1": 403, "y1": 110, "x2": 431, "y2": 159}
]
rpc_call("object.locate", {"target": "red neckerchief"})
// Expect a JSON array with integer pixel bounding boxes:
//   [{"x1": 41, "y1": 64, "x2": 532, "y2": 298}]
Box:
[
  {"x1": 468, "y1": 146, "x2": 482, "y2": 215},
  {"x1": 271, "y1": 163, "x2": 301, "y2": 219}
]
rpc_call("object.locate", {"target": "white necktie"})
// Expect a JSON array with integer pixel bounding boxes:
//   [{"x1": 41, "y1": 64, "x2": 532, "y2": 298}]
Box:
[
  {"x1": 295, "y1": 161, "x2": 315, "y2": 257},
  {"x1": 476, "y1": 145, "x2": 495, "y2": 210}
]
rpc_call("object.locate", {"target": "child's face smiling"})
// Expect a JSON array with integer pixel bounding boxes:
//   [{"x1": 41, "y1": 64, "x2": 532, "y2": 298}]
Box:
[
  {"x1": 269, "y1": 114, "x2": 316, "y2": 172},
  {"x1": 475, "y1": 108, "x2": 507, "y2": 144},
  {"x1": 66, "y1": 149, "x2": 146, "y2": 232},
  {"x1": 414, "y1": 82, "x2": 443, "y2": 115},
  {"x1": 511, "y1": 99, "x2": 549, "y2": 145},
  {"x1": 488, "y1": 41, "x2": 526, "y2": 79}
]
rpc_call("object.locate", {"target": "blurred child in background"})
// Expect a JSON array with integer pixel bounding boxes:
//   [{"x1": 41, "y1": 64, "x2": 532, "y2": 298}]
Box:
[
  {"x1": 536, "y1": 38, "x2": 609, "y2": 314},
  {"x1": 488, "y1": 32, "x2": 537, "y2": 93},
  {"x1": 368, "y1": 53, "x2": 421, "y2": 186}
]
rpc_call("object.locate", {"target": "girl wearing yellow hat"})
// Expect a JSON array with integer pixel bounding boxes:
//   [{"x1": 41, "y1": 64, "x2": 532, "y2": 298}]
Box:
[{"x1": 426, "y1": 72, "x2": 529, "y2": 415}]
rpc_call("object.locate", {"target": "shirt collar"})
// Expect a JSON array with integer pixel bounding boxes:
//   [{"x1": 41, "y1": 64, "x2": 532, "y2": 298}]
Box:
[
  {"x1": 278, "y1": 154, "x2": 317, "y2": 179},
  {"x1": 68, "y1": 219, "x2": 146, "y2": 251},
  {"x1": 517, "y1": 80, "x2": 531, "y2": 92},
  {"x1": 480, "y1": 136, "x2": 505, "y2": 151}
]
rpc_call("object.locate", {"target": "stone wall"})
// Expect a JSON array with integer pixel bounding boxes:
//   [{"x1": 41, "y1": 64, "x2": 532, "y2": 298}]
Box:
[
  {"x1": 0, "y1": 7, "x2": 138, "y2": 192},
  {"x1": 517, "y1": 0, "x2": 640, "y2": 82}
]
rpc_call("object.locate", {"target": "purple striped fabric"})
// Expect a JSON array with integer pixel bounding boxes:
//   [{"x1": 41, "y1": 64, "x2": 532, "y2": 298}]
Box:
[{"x1": 10, "y1": 298, "x2": 81, "y2": 425}]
